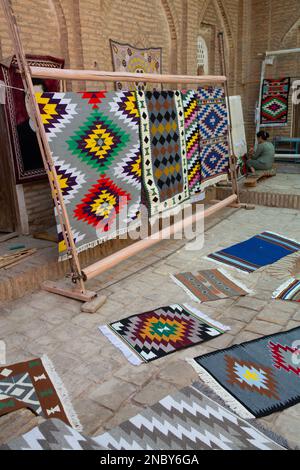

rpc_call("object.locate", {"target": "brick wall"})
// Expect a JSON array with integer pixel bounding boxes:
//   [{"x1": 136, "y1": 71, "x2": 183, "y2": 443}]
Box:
[{"x1": 0, "y1": 0, "x2": 299, "y2": 232}]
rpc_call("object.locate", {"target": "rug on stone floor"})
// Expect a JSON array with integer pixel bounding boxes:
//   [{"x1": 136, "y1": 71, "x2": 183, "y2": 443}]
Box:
[
  {"x1": 260, "y1": 78, "x2": 290, "y2": 126},
  {"x1": 0, "y1": 418, "x2": 103, "y2": 451},
  {"x1": 94, "y1": 382, "x2": 288, "y2": 450},
  {"x1": 189, "y1": 327, "x2": 300, "y2": 419},
  {"x1": 99, "y1": 304, "x2": 230, "y2": 366},
  {"x1": 197, "y1": 86, "x2": 229, "y2": 190},
  {"x1": 171, "y1": 268, "x2": 252, "y2": 303},
  {"x1": 0, "y1": 355, "x2": 81, "y2": 430},
  {"x1": 136, "y1": 90, "x2": 190, "y2": 221},
  {"x1": 36, "y1": 90, "x2": 141, "y2": 260},
  {"x1": 109, "y1": 39, "x2": 162, "y2": 92},
  {"x1": 1, "y1": 384, "x2": 288, "y2": 451},
  {"x1": 272, "y1": 278, "x2": 300, "y2": 302},
  {"x1": 206, "y1": 231, "x2": 300, "y2": 273},
  {"x1": 181, "y1": 90, "x2": 202, "y2": 198}
]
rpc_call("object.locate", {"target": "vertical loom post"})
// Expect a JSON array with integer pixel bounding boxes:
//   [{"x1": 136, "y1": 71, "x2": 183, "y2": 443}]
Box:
[
  {"x1": 218, "y1": 32, "x2": 240, "y2": 201},
  {"x1": 1, "y1": 0, "x2": 86, "y2": 294}
]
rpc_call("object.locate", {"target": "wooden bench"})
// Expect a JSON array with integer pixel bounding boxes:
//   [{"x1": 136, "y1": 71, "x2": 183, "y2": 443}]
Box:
[{"x1": 244, "y1": 167, "x2": 277, "y2": 187}]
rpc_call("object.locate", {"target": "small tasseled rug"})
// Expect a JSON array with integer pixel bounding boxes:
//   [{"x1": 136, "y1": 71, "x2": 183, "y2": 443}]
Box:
[
  {"x1": 171, "y1": 268, "x2": 251, "y2": 303},
  {"x1": 0, "y1": 356, "x2": 81, "y2": 430},
  {"x1": 99, "y1": 304, "x2": 230, "y2": 365},
  {"x1": 272, "y1": 278, "x2": 300, "y2": 302},
  {"x1": 189, "y1": 327, "x2": 300, "y2": 419},
  {"x1": 206, "y1": 231, "x2": 300, "y2": 273}
]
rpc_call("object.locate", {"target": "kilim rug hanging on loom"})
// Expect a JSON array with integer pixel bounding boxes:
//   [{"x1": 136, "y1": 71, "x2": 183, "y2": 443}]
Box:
[
  {"x1": 36, "y1": 91, "x2": 141, "y2": 260},
  {"x1": 110, "y1": 39, "x2": 162, "y2": 92},
  {"x1": 0, "y1": 356, "x2": 81, "y2": 430},
  {"x1": 261, "y1": 78, "x2": 290, "y2": 126},
  {"x1": 197, "y1": 86, "x2": 229, "y2": 190},
  {"x1": 181, "y1": 90, "x2": 202, "y2": 198},
  {"x1": 272, "y1": 278, "x2": 300, "y2": 302},
  {"x1": 171, "y1": 268, "x2": 252, "y2": 303},
  {"x1": 206, "y1": 231, "x2": 300, "y2": 273},
  {"x1": 189, "y1": 327, "x2": 300, "y2": 419},
  {"x1": 94, "y1": 383, "x2": 287, "y2": 450},
  {"x1": 136, "y1": 90, "x2": 190, "y2": 221},
  {"x1": 99, "y1": 304, "x2": 230, "y2": 366}
]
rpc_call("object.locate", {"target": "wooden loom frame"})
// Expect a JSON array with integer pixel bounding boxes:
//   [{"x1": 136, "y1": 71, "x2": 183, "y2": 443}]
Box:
[{"x1": 2, "y1": 0, "x2": 244, "y2": 303}]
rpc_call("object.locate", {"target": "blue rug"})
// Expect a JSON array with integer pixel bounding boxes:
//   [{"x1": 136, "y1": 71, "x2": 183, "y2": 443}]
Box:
[{"x1": 207, "y1": 231, "x2": 300, "y2": 273}]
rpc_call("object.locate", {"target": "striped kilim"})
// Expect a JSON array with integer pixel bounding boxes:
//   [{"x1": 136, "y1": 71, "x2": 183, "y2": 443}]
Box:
[
  {"x1": 171, "y1": 269, "x2": 251, "y2": 303},
  {"x1": 198, "y1": 86, "x2": 229, "y2": 189},
  {"x1": 207, "y1": 232, "x2": 300, "y2": 273},
  {"x1": 192, "y1": 327, "x2": 300, "y2": 419},
  {"x1": 99, "y1": 304, "x2": 230, "y2": 365},
  {"x1": 136, "y1": 90, "x2": 190, "y2": 220},
  {"x1": 181, "y1": 90, "x2": 202, "y2": 196},
  {"x1": 261, "y1": 78, "x2": 290, "y2": 125},
  {"x1": 273, "y1": 278, "x2": 300, "y2": 302},
  {"x1": 94, "y1": 383, "x2": 287, "y2": 450},
  {"x1": 36, "y1": 91, "x2": 141, "y2": 259}
]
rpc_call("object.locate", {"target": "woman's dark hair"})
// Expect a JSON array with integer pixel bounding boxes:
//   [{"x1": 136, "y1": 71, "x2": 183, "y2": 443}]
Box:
[{"x1": 257, "y1": 130, "x2": 269, "y2": 140}]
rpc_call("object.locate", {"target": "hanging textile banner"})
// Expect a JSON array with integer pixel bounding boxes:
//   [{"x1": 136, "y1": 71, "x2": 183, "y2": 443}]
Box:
[
  {"x1": 181, "y1": 89, "x2": 202, "y2": 197},
  {"x1": 260, "y1": 78, "x2": 291, "y2": 126},
  {"x1": 110, "y1": 40, "x2": 162, "y2": 92},
  {"x1": 0, "y1": 55, "x2": 64, "y2": 183},
  {"x1": 198, "y1": 86, "x2": 229, "y2": 190},
  {"x1": 36, "y1": 91, "x2": 141, "y2": 260},
  {"x1": 227, "y1": 95, "x2": 248, "y2": 178},
  {"x1": 136, "y1": 90, "x2": 190, "y2": 221}
]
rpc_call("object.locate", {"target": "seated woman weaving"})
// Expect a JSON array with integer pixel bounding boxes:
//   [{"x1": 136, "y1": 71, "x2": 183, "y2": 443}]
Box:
[{"x1": 247, "y1": 131, "x2": 275, "y2": 175}]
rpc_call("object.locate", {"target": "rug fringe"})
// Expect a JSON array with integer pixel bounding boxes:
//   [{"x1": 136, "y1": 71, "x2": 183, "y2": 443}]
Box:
[
  {"x1": 190, "y1": 192, "x2": 206, "y2": 203},
  {"x1": 170, "y1": 274, "x2": 202, "y2": 303},
  {"x1": 41, "y1": 355, "x2": 82, "y2": 431},
  {"x1": 58, "y1": 221, "x2": 141, "y2": 262},
  {"x1": 99, "y1": 325, "x2": 143, "y2": 366},
  {"x1": 200, "y1": 174, "x2": 228, "y2": 191},
  {"x1": 217, "y1": 268, "x2": 254, "y2": 294},
  {"x1": 186, "y1": 358, "x2": 254, "y2": 419},
  {"x1": 183, "y1": 304, "x2": 231, "y2": 332},
  {"x1": 272, "y1": 277, "x2": 295, "y2": 299}
]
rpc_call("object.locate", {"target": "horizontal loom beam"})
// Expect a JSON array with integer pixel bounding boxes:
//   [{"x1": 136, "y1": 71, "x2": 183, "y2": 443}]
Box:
[{"x1": 29, "y1": 66, "x2": 227, "y2": 85}]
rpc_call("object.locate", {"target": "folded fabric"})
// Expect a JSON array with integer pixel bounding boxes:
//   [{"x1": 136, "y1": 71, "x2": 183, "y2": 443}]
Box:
[
  {"x1": 99, "y1": 304, "x2": 230, "y2": 365},
  {"x1": 207, "y1": 231, "x2": 300, "y2": 273},
  {"x1": 136, "y1": 90, "x2": 190, "y2": 221},
  {"x1": 272, "y1": 278, "x2": 300, "y2": 302},
  {"x1": 36, "y1": 90, "x2": 142, "y2": 260},
  {"x1": 0, "y1": 355, "x2": 81, "y2": 430},
  {"x1": 190, "y1": 327, "x2": 300, "y2": 419},
  {"x1": 171, "y1": 268, "x2": 251, "y2": 303}
]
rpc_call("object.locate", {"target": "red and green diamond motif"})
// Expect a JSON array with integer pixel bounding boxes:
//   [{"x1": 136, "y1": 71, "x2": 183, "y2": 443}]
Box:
[{"x1": 68, "y1": 112, "x2": 130, "y2": 171}]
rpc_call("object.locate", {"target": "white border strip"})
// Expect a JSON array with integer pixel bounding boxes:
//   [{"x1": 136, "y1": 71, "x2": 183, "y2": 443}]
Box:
[
  {"x1": 186, "y1": 358, "x2": 255, "y2": 420},
  {"x1": 41, "y1": 355, "x2": 82, "y2": 431},
  {"x1": 170, "y1": 274, "x2": 202, "y2": 303},
  {"x1": 99, "y1": 325, "x2": 143, "y2": 366}
]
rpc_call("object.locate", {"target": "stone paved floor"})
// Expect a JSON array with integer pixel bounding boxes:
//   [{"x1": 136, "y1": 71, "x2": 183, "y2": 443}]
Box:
[
  {"x1": 1, "y1": 205, "x2": 300, "y2": 448},
  {"x1": 244, "y1": 173, "x2": 300, "y2": 195}
]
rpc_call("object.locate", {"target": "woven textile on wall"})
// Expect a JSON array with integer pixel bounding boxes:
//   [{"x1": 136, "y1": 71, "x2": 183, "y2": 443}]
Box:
[
  {"x1": 36, "y1": 91, "x2": 141, "y2": 260},
  {"x1": 110, "y1": 40, "x2": 162, "y2": 92},
  {"x1": 260, "y1": 78, "x2": 290, "y2": 126},
  {"x1": 198, "y1": 86, "x2": 229, "y2": 190},
  {"x1": 136, "y1": 90, "x2": 190, "y2": 220},
  {"x1": 0, "y1": 55, "x2": 64, "y2": 183}
]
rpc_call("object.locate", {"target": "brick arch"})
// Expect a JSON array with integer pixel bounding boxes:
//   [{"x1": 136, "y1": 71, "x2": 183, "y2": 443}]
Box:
[
  {"x1": 48, "y1": 0, "x2": 70, "y2": 67},
  {"x1": 280, "y1": 17, "x2": 300, "y2": 47},
  {"x1": 160, "y1": 0, "x2": 178, "y2": 73}
]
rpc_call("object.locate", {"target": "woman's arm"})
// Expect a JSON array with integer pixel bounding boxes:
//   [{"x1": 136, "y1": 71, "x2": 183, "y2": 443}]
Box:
[{"x1": 252, "y1": 143, "x2": 263, "y2": 160}]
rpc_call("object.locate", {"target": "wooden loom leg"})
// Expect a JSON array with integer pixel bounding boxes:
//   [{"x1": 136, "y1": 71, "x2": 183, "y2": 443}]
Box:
[
  {"x1": 1, "y1": 0, "x2": 87, "y2": 299},
  {"x1": 42, "y1": 281, "x2": 97, "y2": 303}
]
